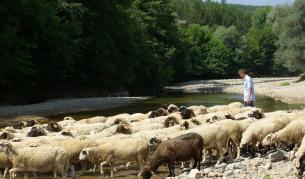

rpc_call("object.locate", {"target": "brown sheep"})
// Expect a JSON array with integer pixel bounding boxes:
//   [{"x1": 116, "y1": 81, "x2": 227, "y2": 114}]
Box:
[{"x1": 140, "y1": 132, "x2": 203, "y2": 178}]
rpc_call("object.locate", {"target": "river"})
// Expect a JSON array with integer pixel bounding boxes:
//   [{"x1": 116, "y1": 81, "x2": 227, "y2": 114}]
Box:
[{"x1": 49, "y1": 93, "x2": 303, "y2": 121}]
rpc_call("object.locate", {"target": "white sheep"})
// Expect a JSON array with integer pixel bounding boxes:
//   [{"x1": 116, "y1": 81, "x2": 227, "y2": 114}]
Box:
[
  {"x1": 190, "y1": 124, "x2": 232, "y2": 165},
  {"x1": 293, "y1": 135, "x2": 305, "y2": 177},
  {"x1": 167, "y1": 104, "x2": 179, "y2": 113},
  {"x1": 79, "y1": 137, "x2": 149, "y2": 177},
  {"x1": 262, "y1": 119, "x2": 305, "y2": 149},
  {"x1": 0, "y1": 141, "x2": 69, "y2": 179},
  {"x1": 79, "y1": 116, "x2": 107, "y2": 124},
  {"x1": 0, "y1": 152, "x2": 10, "y2": 179},
  {"x1": 188, "y1": 105, "x2": 208, "y2": 116}
]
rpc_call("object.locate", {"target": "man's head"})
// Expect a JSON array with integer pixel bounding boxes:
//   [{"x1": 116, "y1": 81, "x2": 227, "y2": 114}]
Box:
[{"x1": 239, "y1": 69, "x2": 248, "y2": 79}]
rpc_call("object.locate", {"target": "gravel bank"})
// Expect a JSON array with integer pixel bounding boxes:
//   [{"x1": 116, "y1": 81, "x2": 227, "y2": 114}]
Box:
[
  {"x1": 165, "y1": 77, "x2": 305, "y2": 104},
  {"x1": 0, "y1": 97, "x2": 150, "y2": 120}
]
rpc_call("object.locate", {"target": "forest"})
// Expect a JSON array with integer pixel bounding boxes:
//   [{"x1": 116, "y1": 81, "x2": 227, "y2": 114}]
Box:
[{"x1": 0, "y1": 0, "x2": 304, "y2": 104}]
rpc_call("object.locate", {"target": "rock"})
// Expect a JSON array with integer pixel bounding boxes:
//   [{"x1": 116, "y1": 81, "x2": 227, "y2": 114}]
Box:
[
  {"x1": 215, "y1": 163, "x2": 227, "y2": 169},
  {"x1": 225, "y1": 163, "x2": 235, "y2": 171},
  {"x1": 233, "y1": 169, "x2": 242, "y2": 174},
  {"x1": 268, "y1": 150, "x2": 285, "y2": 162},
  {"x1": 207, "y1": 172, "x2": 220, "y2": 177},
  {"x1": 223, "y1": 170, "x2": 233, "y2": 177},
  {"x1": 187, "y1": 169, "x2": 203, "y2": 179},
  {"x1": 263, "y1": 163, "x2": 272, "y2": 170},
  {"x1": 235, "y1": 162, "x2": 247, "y2": 171},
  {"x1": 203, "y1": 168, "x2": 212, "y2": 175}
]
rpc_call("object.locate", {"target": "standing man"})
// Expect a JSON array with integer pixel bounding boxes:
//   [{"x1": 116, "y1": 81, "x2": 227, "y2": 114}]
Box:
[{"x1": 239, "y1": 69, "x2": 255, "y2": 107}]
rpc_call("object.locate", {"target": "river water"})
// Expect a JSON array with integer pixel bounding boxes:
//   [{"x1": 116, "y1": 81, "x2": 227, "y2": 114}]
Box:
[{"x1": 49, "y1": 93, "x2": 303, "y2": 121}]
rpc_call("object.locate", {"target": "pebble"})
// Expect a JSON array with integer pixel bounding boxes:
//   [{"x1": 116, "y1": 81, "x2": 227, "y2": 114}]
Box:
[
  {"x1": 215, "y1": 163, "x2": 227, "y2": 169},
  {"x1": 235, "y1": 162, "x2": 247, "y2": 171},
  {"x1": 203, "y1": 168, "x2": 212, "y2": 175},
  {"x1": 225, "y1": 163, "x2": 235, "y2": 171},
  {"x1": 223, "y1": 170, "x2": 233, "y2": 177},
  {"x1": 268, "y1": 150, "x2": 285, "y2": 162},
  {"x1": 187, "y1": 169, "x2": 203, "y2": 179}
]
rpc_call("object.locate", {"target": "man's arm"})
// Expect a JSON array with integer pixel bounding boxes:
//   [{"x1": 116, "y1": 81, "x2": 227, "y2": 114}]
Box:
[{"x1": 246, "y1": 88, "x2": 252, "y2": 104}]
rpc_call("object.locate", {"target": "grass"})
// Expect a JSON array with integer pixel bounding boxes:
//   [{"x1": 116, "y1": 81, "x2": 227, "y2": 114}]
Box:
[{"x1": 280, "y1": 82, "x2": 290, "y2": 86}]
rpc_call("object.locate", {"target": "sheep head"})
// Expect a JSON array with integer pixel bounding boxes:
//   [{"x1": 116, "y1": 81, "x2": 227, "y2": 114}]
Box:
[
  {"x1": 47, "y1": 121, "x2": 62, "y2": 132},
  {"x1": 117, "y1": 124, "x2": 132, "y2": 134},
  {"x1": 191, "y1": 118, "x2": 201, "y2": 125},
  {"x1": 13, "y1": 121, "x2": 27, "y2": 129},
  {"x1": 79, "y1": 148, "x2": 90, "y2": 161},
  {"x1": 180, "y1": 121, "x2": 189, "y2": 130},
  {"x1": 27, "y1": 126, "x2": 47, "y2": 137},
  {"x1": 0, "y1": 141, "x2": 15, "y2": 154},
  {"x1": 26, "y1": 119, "x2": 41, "y2": 127},
  {"x1": 262, "y1": 133, "x2": 276, "y2": 146},
  {"x1": 148, "y1": 137, "x2": 162, "y2": 156},
  {"x1": 180, "y1": 108, "x2": 195, "y2": 119},
  {"x1": 63, "y1": 116, "x2": 75, "y2": 121},
  {"x1": 248, "y1": 109, "x2": 264, "y2": 119},
  {"x1": 0, "y1": 131, "x2": 15, "y2": 140},
  {"x1": 139, "y1": 166, "x2": 153, "y2": 179},
  {"x1": 167, "y1": 104, "x2": 179, "y2": 113}
]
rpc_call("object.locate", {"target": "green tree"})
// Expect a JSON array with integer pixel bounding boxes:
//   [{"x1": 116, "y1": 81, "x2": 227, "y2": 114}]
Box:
[{"x1": 269, "y1": 0, "x2": 305, "y2": 72}]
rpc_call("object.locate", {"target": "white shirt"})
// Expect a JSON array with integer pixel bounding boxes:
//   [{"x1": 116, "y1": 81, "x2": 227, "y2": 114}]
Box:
[{"x1": 244, "y1": 75, "x2": 255, "y2": 101}]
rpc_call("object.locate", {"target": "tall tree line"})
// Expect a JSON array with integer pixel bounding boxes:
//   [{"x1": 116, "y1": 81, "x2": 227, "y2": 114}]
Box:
[{"x1": 0, "y1": 0, "x2": 303, "y2": 104}]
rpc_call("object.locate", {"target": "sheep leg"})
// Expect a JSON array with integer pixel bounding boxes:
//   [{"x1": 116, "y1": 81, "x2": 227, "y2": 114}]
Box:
[
  {"x1": 24, "y1": 173, "x2": 28, "y2": 179},
  {"x1": 69, "y1": 165, "x2": 76, "y2": 179},
  {"x1": 216, "y1": 148, "x2": 225, "y2": 165},
  {"x1": 236, "y1": 145, "x2": 241, "y2": 159},
  {"x1": 180, "y1": 162, "x2": 185, "y2": 169},
  {"x1": 92, "y1": 165, "x2": 96, "y2": 172},
  {"x1": 125, "y1": 162, "x2": 131, "y2": 169},
  {"x1": 192, "y1": 159, "x2": 198, "y2": 169},
  {"x1": 54, "y1": 171, "x2": 57, "y2": 178},
  {"x1": 168, "y1": 160, "x2": 175, "y2": 177},
  {"x1": 100, "y1": 162, "x2": 107, "y2": 175},
  {"x1": 202, "y1": 149, "x2": 207, "y2": 164}
]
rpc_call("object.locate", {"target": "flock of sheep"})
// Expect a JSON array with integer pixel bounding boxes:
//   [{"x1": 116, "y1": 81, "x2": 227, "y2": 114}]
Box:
[{"x1": 0, "y1": 102, "x2": 304, "y2": 179}]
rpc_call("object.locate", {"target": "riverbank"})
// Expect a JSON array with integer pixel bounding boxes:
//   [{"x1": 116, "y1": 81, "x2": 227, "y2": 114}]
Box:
[
  {"x1": 165, "y1": 77, "x2": 305, "y2": 104},
  {"x1": 0, "y1": 97, "x2": 150, "y2": 120}
]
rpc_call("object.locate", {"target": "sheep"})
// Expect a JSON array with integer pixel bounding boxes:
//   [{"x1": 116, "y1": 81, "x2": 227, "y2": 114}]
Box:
[
  {"x1": 27, "y1": 126, "x2": 48, "y2": 137},
  {"x1": 0, "y1": 141, "x2": 69, "y2": 179},
  {"x1": 0, "y1": 131, "x2": 15, "y2": 140},
  {"x1": 86, "y1": 124, "x2": 131, "y2": 138},
  {"x1": 0, "y1": 152, "x2": 11, "y2": 179},
  {"x1": 293, "y1": 135, "x2": 305, "y2": 177},
  {"x1": 188, "y1": 105, "x2": 208, "y2": 116},
  {"x1": 262, "y1": 119, "x2": 305, "y2": 150},
  {"x1": 79, "y1": 116, "x2": 107, "y2": 124},
  {"x1": 59, "y1": 117, "x2": 77, "y2": 127},
  {"x1": 190, "y1": 124, "x2": 232, "y2": 165},
  {"x1": 148, "y1": 108, "x2": 169, "y2": 118},
  {"x1": 214, "y1": 119, "x2": 243, "y2": 159},
  {"x1": 240, "y1": 118, "x2": 289, "y2": 155},
  {"x1": 179, "y1": 106, "x2": 195, "y2": 119},
  {"x1": 140, "y1": 132, "x2": 203, "y2": 178},
  {"x1": 167, "y1": 104, "x2": 179, "y2": 113},
  {"x1": 125, "y1": 113, "x2": 150, "y2": 123},
  {"x1": 129, "y1": 123, "x2": 164, "y2": 134},
  {"x1": 46, "y1": 121, "x2": 63, "y2": 132},
  {"x1": 240, "y1": 110, "x2": 305, "y2": 155},
  {"x1": 64, "y1": 123, "x2": 109, "y2": 136},
  {"x1": 80, "y1": 137, "x2": 149, "y2": 177}
]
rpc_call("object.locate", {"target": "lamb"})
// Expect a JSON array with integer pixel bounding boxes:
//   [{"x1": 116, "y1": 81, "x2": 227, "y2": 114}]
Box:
[
  {"x1": 140, "y1": 132, "x2": 203, "y2": 178},
  {"x1": 79, "y1": 137, "x2": 149, "y2": 177},
  {"x1": 262, "y1": 119, "x2": 305, "y2": 150},
  {"x1": 79, "y1": 116, "x2": 107, "y2": 124},
  {"x1": 293, "y1": 135, "x2": 305, "y2": 177},
  {"x1": 190, "y1": 124, "x2": 232, "y2": 164},
  {"x1": 0, "y1": 141, "x2": 69, "y2": 179},
  {"x1": 167, "y1": 104, "x2": 179, "y2": 113}
]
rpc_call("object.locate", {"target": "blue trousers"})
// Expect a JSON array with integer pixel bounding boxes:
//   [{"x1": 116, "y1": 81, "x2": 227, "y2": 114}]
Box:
[{"x1": 244, "y1": 101, "x2": 254, "y2": 107}]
